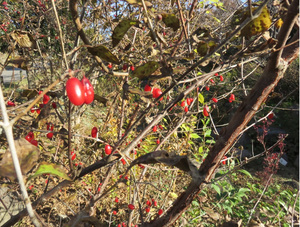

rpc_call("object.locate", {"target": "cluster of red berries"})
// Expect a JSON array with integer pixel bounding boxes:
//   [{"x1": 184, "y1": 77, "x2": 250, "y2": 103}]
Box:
[
  {"x1": 2, "y1": 1, "x2": 8, "y2": 10},
  {"x1": 25, "y1": 131, "x2": 38, "y2": 146},
  {"x1": 30, "y1": 91, "x2": 52, "y2": 114},
  {"x1": 180, "y1": 97, "x2": 194, "y2": 113},
  {"x1": 46, "y1": 122, "x2": 54, "y2": 139},
  {"x1": 66, "y1": 76, "x2": 94, "y2": 106},
  {"x1": 144, "y1": 84, "x2": 163, "y2": 100},
  {"x1": 0, "y1": 21, "x2": 9, "y2": 32}
]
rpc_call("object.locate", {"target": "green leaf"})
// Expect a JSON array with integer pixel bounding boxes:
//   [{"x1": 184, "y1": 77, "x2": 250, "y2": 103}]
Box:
[
  {"x1": 204, "y1": 129, "x2": 212, "y2": 137},
  {"x1": 28, "y1": 162, "x2": 71, "y2": 181},
  {"x1": 238, "y1": 169, "x2": 253, "y2": 179},
  {"x1": 198, "y1": 146, "x2": 203, "y2": 154},
  {"x1": 132, "y1": 61, "x2": 160, "y2": 79},
  {"x1": 162, "y1": 13, "x2": 180, "y2": 31},
  {"x1": 205, "y1": 139, "x2": 215, "y2": 144},
  {"x1": 197, "y1": 41, "x2": 208, "y2": 57},
  {"x1": 112, "y1": 19, "x2": 139, "y2": 47},
  {"x1": 87, "y1": 45, "x2": 120, "y2": 64},
  {"x1": 198, "y1": 93, "x2": 204, "y2": 104},
  {"x1": 190, "y1": 133, "x2": 200, "y2": 139},
  {"x1": 211, "y1": 184, "x2": 221, "y2": 195}
]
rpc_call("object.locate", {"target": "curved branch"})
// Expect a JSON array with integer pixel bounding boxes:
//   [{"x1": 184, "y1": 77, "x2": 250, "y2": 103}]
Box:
[{"x1": 69, "y1": 0, "x2": 109, "y2": 73}]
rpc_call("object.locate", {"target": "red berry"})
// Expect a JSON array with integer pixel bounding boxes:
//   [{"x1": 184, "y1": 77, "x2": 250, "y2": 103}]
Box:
[
  {"x1": 128, "y1": 204, "x2": 135, "y2": 210},
  {"x1": 52, "y1": 102, "x2": 57, "y2": 109},
  {"x1": 25, "y1": 132, "x2": 34, "y2": 142},
  {"x1": 43, "y1": 94, "x2": 50, "y2": 104},
  {"x1": 184, "y1": 106, "x2": 188, "y2": 113},
  {"x1": 121, "y1": 158, "x2": 126, "y2": 165},
  {"x1": 30, "y1": 107, "x2": 35, "y2": 113},
  {"x1": 25, "y1": 135, "x2": 32, "y2": 142},
  {"x1": 214, "y1": 73, "x2": 219, "y2": 76},
  {"x1": 130, "y1": 65, "x2": 135, "y2": 71},
  {"x1": 210, "y1": 79, "x2": 215, "y2": 84},
  {"x1": 55, "y1": 36, "x2": 59, "y2": 40},
  {"x1": 113, "y1": 210, "x2": 117, "y2": 215},
  {"x1": 186, "y1": 98, "x2": 191, "y2": 106},
  {"x1": 81, "y1": 76, "x2": 94, "y2": 104},
  {"x1": 153, "y1": 125, "x2": 157, "y2": 132},
  {"x1": 158, "y1": 125, "x2": 163, "y2": 130},
  {"x1": 156, "y1": 139, "x2": 160, "y2": 144},
  {"x1": 108, "y1": 63, "x2": 113, "y2": 69},
  {"x1": 205, "y1": 86, "x2": 210, "y2": 91},
  {"x1": 115, "y1": 197, "x2": 119, "y2": 203},
  {"x1": 268, "y1": 113, "x2": 274, "y2": 119},
  {"x1": 31, "y1": 140, "x2": 38, "y2": 146},
  {"x1": 219, "y1": 75, "x2": 224, "y2": 82},
  {"x1": 145, "y1": 207, "x2": 150, "y2": 213},
  {"x1": 105, "y1": 144, "x2": 112, "y2": 155},
  {"x1": 229, "y1": 93, "x2": 235, "y2": 102},
  {"x1": 71, "y1": 152, "x2": 76, "y2": 161},
  {"x1": 152, "y1": 88, "x2": 162, "y2": 99},
  {"x1": 36, "y1": 108, "x2": 41, "y2": 114},
  {"x1": 180, "y1": 101, "x2": 185, "y2": 107},
  {"x1": 91, "y1": 127, "x2": 98, "y2": 138},
  {"x1": 152, "y1": 199, "x2": 157, "y2": 206},
  {"x1": 158, "y1": 209, "x2": 163, "y2": 216},
  {"x1": 117, "y1": 224, "x2": 121, "y2": 227},
  {"x1": 7, "y1": 101, "x2": 15, "y2": 106},
  {"x1": 47, "y1": 132, "x2": 53, "y2": 139},
  {"x1": 28, "y1": 185, "x2": 34, "y2": 190},
  {"x1": 144, "y1": 84, "x2": 151, "y2": 92},
  {"x1": 222, "y1": 156, "x2": 227, "y2": 165},
  {"x1": 146, "y1": 200, "x2": 151, "y2": 206},
  {"x1": 66, "y1": 78, "x2": 85, "y2": 106},
  {"x1": 203, "y1": 105, "x2": 210, "y2": 117},
  {"x1": 212, "y1": 98, "x2": 218, "y2": 103}
]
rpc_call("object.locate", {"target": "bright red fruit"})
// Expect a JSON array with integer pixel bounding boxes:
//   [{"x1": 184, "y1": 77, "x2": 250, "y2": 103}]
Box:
[
  {"x1": 205, "y1": 86, "x2": 210, "y2": 91},
  {"x1": 128, "y1": 204, "x2": 135, "y2": 210},
  {"x1": 71, "y1": 151, "x2": 76, "y2": 161},
  {"x1": 115, "y1": 197, "x2": 119, "y2": 203},
  {"x1": 113, "y1": 210, "x2": 117, "y2": 215},
  {"x1": 31, "y1": 140, "x2": 38, "y2": 146},
  {"x1": 91, "y1": 127, "x2": 98, "y2": 138},
  {"x1": 158, "y1": 209, "x2": 163, "y2": 215},
  {"x1": 212, "y1": 98, "x2": 218, "y2": 103},
  {"x1": 146, "y1": 207, "x2": 150, "y2": 213},
  {"x1": 66, "y1": 78, "x2": 85, "y2": 106},
  {"x1": 219, "y1": 75, "x2": 224, "y2": 82},
  {"x1": 152, "y1": 199, "x2": 157, "y2": 206},
  {"x1": 25, "y1": 132, "x2": 34, "y2": 142},
  {"x1": 43, "y1": 94, "x2": 50, "y2": 104},
  {"x1": 152, "y1": 88, "x2": 162, "y2": 99},
  {"x1": 156, "y1": 139, "x2": 160, "y2": 144},
  {"x1": 180, "y1": 101, "x2": 185, "y2": 107},
  {"x1": 186, "y1": 98, "x2": 191, "y2": 106},
  {"x1": 153, "y1": 125, "x2": 157, "y2": 132},
  {"x1": 36, "y1": 109, "x2": 41, "y2": 114},
  {"x1": 229, "y1": 93, "x2": 235, "y2": 102},
  {"x1": 30, "y1": 107, "x2": 35, "y2": 113},
  {"x1": 158, "y1": 125, "x2": 163, "y2": 130},
  {"x1": 184, "y1": 106, "x2": 188, "y2": 113},
  {"x1": 121, "y1": 158, "x2": 126, "y2": 165},
  {"x1": 268, "y1": 112, "x2": 274, "y2": 119},
  {"x1": 130, "y1": 65, "x2": 135, "y2": 71},
  {"x1": 108, "y1": 63, "x2": 113, "y2": 69},
  {"x1": 105, "y1": 144, "x2": 112, "y2": 155},
  {"x1": 214, "y1": 73, "x2": 219, "y2": 76},
  {"x1": 7, "y1": 101, "x2": 15, "y2": 106},
  {"x1": 146, "y1": 200, "x2": 151, "y2": 206},
  {"x1": 144, "y1": 84, "x2": 151, "y2": 92},
  {"x1": 210, "y1": 79, "x2": 215, "y2": 84},
  {"x1": 47, "y1": 132, "x2": 53, "y2": 139},
  {"x1": 81, "y1": 76, "x2": 94, "y2": 104},
  {"x1": 203, "y1": 105, "x2": 210, "y2": 117},
  {"x1": 222, "y1": 156, "x2": 227, "y2": 165}
]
